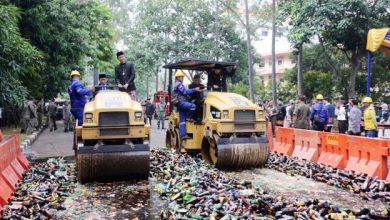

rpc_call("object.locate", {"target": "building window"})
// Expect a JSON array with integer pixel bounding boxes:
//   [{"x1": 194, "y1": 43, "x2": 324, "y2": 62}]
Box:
[
  {"x1": 259, "y1": 62, "x2": 265, "y2": 68},
  {"x1": 277, "y1": 59, "x2": 283, "y2": 65},
  {"x1": 261, "y1": 31, "x2": 268, "y2": 36}
]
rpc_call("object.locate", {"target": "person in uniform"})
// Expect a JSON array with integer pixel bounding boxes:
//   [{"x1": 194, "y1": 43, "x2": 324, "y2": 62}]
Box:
[
  {"x1": 362, "y1": 97, "x2": 377, "y2": 138},
  {"x1": 36, "y1": 98, "x2": 44, "y2": 129},
  {"x1": 157, "y1": 98, "x2": 166, "y2": 129},
  {"x1": 207, "y1": 65, "x2": 236, "y2": 92},
  {"x1": 21, "y1": 97, "x2": 37, "y2": 135},
  {"x1": 68, "y1": 70, "x2": 93, "y2": 126},
  {"x1": 145, "y1": 98, "x2": 155, "y2": 126},
  {"x1": 47, "y1": 99, "x2": 57, "y2": 132},
  {"x1": 188, "y1": 74, "x2": 205, "y2": 123},
  {"x1": 63, "y1": 101, "x2": 72, "y2": 132},
  {"x1": 115, "y1": 51, "x2": 137, "y2": 100},
  {"x1": 172, "y1": 70, "x2": 201, "y2": 140}
]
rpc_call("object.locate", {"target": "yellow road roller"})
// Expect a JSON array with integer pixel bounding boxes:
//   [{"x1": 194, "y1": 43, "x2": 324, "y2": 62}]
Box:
[
  {"x1": 164, "y1": 58, "x2": 269, "y2": 169},
  {"x1": 73, "y1": 88, "x2": 150, "y2": 183}
]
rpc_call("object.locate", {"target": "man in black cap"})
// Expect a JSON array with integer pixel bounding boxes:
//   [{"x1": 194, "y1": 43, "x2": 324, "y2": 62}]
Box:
[
  {"x1": 94, "y1": 73, "x2": 112, "y2": 96},
  {"x1": 115, "y1": 51, "x2": 136, "y2": 100},
  {"x1": 207, "y1": 65, "x2": 237, "y2": 92}
]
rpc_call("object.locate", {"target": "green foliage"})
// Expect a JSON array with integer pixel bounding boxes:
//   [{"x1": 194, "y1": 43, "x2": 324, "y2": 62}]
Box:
[
  {"x1": 280, "y1": 0, "x2": 390, "y2": 98},
  {"x1": 102, "y1": 0, "x2": 249, "y2": 98},
  {"x1": 0, "y1": 4, "x2": 43, "y2": 124},
  {"x1": 13, "y1": 0, "x2": 115, "y2": 98}
]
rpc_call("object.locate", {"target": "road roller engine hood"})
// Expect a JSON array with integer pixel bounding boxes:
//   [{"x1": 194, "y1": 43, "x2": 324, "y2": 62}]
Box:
[
  {"x1": 83, "y1": 90, "x2": 145, "y2": 126},
  {"x1": 205, "y1": 92, "x2": 265, "y2": 122}
]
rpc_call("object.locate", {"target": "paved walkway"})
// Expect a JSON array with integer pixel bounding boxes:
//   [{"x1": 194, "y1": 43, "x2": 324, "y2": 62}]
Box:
[{"x1": 31, "y1": 119, "x2": 168, "y2": 159}]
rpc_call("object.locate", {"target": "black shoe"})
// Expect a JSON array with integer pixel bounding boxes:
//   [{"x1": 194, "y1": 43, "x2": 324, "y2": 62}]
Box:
[
  {"x1": 182, "y1": 135, "x2": 191, "y2": 140},
  {"x1": 50, "y1": 129, "x2": 53, "y2": 132},
  {"x1": 54, "y1": 127, "x2": 57, "y2": 131},
  {"x1": 64, "y1": 129, "x2": 68, "y2": 132}
]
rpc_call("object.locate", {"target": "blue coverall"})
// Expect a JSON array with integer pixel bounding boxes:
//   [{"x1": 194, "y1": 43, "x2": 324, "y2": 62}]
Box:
[
  {"x1": 310, "y1": 101, "x2": 328, "y2": 131},
  {"x1": 68, "y1": 80, "x2": 91, "y2": 126},
  {"x1": 173, "y1": 80, "x2": 196, "y2": 138}
]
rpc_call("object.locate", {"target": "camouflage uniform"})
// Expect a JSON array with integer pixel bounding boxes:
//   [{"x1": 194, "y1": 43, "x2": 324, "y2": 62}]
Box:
[
  {"x1": 62, "y1": 102, "x2": 72, "y2": 132},
  {"x1": 47, "y1": 101, "x2": 57, "y2": 131},
  {"x1": 157, "y1": 101, "x2": 166, "y2": 129},
  {"x1": 21, "y1": 100, "x2": 37, "y2": 135},
  {"x1": 36, "y1": 99, "x2": 44, "y2": 129}
]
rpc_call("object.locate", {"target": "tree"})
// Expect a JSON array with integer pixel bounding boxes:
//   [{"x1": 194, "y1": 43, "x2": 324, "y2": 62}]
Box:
[
  {"x1": 13, "y1": 0, "x2": 115, "y2": 98},
  {"x1": 281, "y1": 0, "x2": 390, "y2": 98},
  {"x1": 101, "y1": 0, "x2": 249, "y2": 98},
  {"x1": 0, "y1": 4, "x2": 43, "y2": 125}
]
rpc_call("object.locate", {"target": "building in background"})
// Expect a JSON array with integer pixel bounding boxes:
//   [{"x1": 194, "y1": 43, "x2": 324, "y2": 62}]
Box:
[{"x1": 253, "y1": 27, "x2": 295, "y2": 85}]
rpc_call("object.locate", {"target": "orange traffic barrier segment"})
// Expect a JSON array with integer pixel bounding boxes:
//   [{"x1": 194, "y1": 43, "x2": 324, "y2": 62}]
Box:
[
  {"x1": 291, "y1": 129, "x2": 321, "y2": 162},
  {"x1": 345, "y1": 136, "x2": 388, "y2": 179},
  {"x1": 317, "y1": 133, "x2": 349, "y2": 169},
  {"x1": 267, "y1": 122, "x2": 274, "y2": 151},
  {"x1": 273, "y1": 127, "x2": 295, "y2": 156},
  {"x1": 0, "y1": 130, "x2": 29, "y2": 206}
]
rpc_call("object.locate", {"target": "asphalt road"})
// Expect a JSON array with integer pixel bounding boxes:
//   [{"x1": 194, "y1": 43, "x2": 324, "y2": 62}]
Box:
[{"x1": 30, "y1": 119, "x2": 168, "y2": 159}]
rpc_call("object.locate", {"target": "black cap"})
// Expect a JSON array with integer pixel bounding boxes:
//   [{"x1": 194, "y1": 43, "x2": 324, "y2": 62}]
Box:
[
  {"x1": 116, "y1": 51, "x2": 124, "y2": 57},
  {"x1": 193, "y1": 74, "x2": 201, "y2": 79},
  {"x1": 99, "y1": 73, "x2": 107, "y2": 79}
]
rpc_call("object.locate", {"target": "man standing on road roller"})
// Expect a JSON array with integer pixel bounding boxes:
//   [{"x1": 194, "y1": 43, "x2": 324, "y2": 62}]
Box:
[
  {"x1": 172, "y1": 70, "x2": 201, "y2": 140},
  {"x1": 207, "y1": 65, "x2": 237, "y2": 92},
  {"x1": 115, "y1": 51, "x2": 137, "y2": 100},
  {"x1": 362, "y1": 97, "x2": 378, "y2": 138},
  {"x1": 68, "y1": 70, "x2": 93, "y2": 126},
  {"x1": 188, "y1": 74, "x2": 205, "y2": 124},
  {"x1": 310, "y1": 94, "x2": 328, "y2": 131}
]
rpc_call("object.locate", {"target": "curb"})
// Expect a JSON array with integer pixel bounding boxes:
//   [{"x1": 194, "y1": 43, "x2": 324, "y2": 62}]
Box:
[{"x1": 20, "y1": 127, "x2": 45, "y2": 152}]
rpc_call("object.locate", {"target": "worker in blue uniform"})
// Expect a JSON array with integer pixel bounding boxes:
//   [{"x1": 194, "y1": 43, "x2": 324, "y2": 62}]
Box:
[
  {"x1": 172, "y1": 70, "x2": 201, "y2": 140},
  {"x1": 68, "y1": 70, "x2": 93, "y2": 126}
]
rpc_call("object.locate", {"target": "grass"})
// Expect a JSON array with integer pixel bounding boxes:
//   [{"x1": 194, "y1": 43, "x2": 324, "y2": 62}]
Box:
[{"x1": 1, "y1": 126, "x2": 27, "y2": 142}]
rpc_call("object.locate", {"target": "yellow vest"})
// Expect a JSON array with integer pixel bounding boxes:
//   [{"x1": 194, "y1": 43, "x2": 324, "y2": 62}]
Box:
[{"x1": 363, "y1": 106, "x2": 377, "y2": 130}]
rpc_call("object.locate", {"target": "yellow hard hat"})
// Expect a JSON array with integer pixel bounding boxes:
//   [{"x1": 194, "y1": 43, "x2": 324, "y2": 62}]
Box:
[
  {"x1": 175, "y1": 70, "x2": 185, "y2": 78},
  {"x1": 316, "y1": 94, "x2": 324, "y2": 100},
  {"x1": 362, "y1": 97, "x2": 373, "y2": 103},
  {"x1": 70, "y1": 70, "x2": 81, "y2": 77}
]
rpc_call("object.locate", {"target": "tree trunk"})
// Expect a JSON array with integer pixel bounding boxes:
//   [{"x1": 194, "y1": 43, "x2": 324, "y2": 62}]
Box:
[{"x1": 348, "y1": 52, "x2": 359, "y2": 99}]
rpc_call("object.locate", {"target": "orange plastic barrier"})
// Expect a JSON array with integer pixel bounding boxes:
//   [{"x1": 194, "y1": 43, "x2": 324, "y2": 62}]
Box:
[
  {"x1": 267, "y1": 122, "x2": 274, "y2": 151},
  {"x1": 0, "y1": 130, "x2": 29, "y2": 206},
  {"x1": 318, "y1": 133, "x2": 349, "y2": 169},
  {"x1": 273, "y1": 127, "x2": 295, "y2": 156},
  {"x1": 346, "y1": 136, "x2": 389, "y2": 179},
  {"x1": 291, "y1": 129, "x2": 321, "y2": 162}
]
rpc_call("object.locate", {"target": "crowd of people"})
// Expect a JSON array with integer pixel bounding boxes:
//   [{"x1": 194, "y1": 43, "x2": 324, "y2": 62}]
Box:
[{"x1": 264, "y1": 95, "x2": 389, "y2": 138}]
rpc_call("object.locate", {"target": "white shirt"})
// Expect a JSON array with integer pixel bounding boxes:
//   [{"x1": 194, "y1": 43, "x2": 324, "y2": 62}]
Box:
[{"x1": 335, "y1": 106, "x2": 347, "y2": 121}]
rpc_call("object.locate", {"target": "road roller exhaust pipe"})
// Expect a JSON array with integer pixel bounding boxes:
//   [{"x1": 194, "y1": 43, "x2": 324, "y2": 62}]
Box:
[
  {"x1": 76, "y1": 144, "x2": 150, "y2": 183},
  {"x1": 202, "y1": 134, "x2": 269, "y2": 169}
]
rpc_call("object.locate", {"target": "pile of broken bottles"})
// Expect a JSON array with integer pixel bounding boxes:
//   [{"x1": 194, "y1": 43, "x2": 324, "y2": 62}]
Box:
[
  {"x1": 150, "y1": 149, "x2": 389, "y2": 219},
  {"x1": 2, "y1": 158, "x2": 76, "y2": 219},
  {"x1": 267, "y1": 153, "x2": 390, "y2": 202}
]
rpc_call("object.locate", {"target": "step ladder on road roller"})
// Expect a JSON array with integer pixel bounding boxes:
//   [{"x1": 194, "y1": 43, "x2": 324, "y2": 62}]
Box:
[
  {"x1": 73, "y1": 89, "x2": 150, "y2": 183},
  {"x1": 164, "y1": 58, "x2": 269, "y2": 169}
]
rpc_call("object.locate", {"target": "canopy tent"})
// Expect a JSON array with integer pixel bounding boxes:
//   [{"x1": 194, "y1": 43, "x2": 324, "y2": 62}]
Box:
[{"x1": 366, "y1": 28, "x2": 390, "y2": 96}]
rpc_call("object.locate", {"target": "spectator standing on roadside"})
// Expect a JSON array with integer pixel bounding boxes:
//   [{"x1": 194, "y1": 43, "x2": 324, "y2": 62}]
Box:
[
  {"x1": 362, "y1": 97, "x2": 377, "y2": 138},
  {"x1": 145, "y1": 98, "x2": 155, "y2": 126},
  {"x1": 335, "y1": 100, "x2": 348, "y2": 134},
  {"x1": 324, "y1": 97, "x2": 335, "y2": 132},
  {"x1": 380, "y1": 103, "x2": 389, "y2": 123},
  {"x1": 284, "y1": 100, "x2": 295, "y2": 128},
  {"x1": 310, "y1": 94, "x2": 328, "y2": 131},
  {"x1": 21, "y1": 97, "x2": 37, "y2": 135},
  {"x1": 47, "y1": 99, "x2": 57, "y2": 132},
  {"x1": 293, "y1": 96, "x2": 311, "y2": 129},
  {"x1": 36, "y1": 98, "x2": 44, "y2": 129},
  {"x1": 157, "y1": 98, "x2": 166, "y2": 129},
  {"x1": 63, "y1": 101, "x2": 72, "y2": 132},
  {"x1": 347, "y1": 99, "x2": 362, "y2": 136}
]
